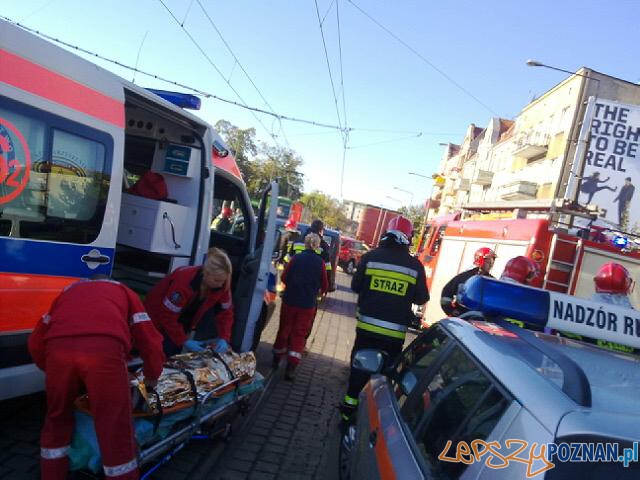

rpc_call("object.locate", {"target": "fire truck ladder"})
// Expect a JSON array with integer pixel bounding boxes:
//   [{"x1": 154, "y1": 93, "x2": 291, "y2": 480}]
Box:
[{"x1": 542, "y1": 233, "x2": 582, "y2": 293}]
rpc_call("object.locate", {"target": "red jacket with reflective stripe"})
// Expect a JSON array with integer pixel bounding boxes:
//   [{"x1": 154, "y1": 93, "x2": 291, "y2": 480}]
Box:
[
  {"x1": 144, "y1": 266, "x2": 234, "y2": 347},
  {"x1": 28, "y1": 279, "x2": 165, "y2": 381}
]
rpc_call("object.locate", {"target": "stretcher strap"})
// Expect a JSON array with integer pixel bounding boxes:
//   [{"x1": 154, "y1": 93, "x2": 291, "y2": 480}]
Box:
[
  {"x1": 179, "y1": 369, "x2": 199, "y2": 415},
  {"x1": 210, "y1": 351, "x2": 236, "y2": 381},
  {"x1": 150, "y1": 389, "x2": 163, "y2": 435}
]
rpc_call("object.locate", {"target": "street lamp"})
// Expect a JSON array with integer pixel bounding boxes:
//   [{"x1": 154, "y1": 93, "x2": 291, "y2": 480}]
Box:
[
  {"x1": 385, "y1": 195, "x2": 402, "y2": 208},
  {"x1": 526, "y1": 59, "x2": 600, "y2": 204},
  {"x1": 393, "y1": 186, "x2": 414, "y2": 206},
  {"x1": 408, "y1": 172, "x2": 431, "y2": 179},
  {"x1": 526, "y1": 59, "x2": 599, "y2": 83}
]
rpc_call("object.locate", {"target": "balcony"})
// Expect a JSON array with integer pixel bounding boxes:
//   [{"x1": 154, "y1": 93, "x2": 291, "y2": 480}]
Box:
[
  {"x1": 472, "y1": 170, "x2": 494, "y2": 186},
  {"x1": 500, "y1": 181, "x2": 538, "y2": 200},
  {"x1": 513, "y1": 135, "x2": 550, "y2": 159},
  {"x1": 454, "y1": 178, "x2": 471, "y2": 191}
]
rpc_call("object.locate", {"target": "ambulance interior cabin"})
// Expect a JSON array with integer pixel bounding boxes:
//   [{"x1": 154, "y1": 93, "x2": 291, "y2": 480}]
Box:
[{"x1": 112, "y1": 93, "x2": 209, "y2": 292}]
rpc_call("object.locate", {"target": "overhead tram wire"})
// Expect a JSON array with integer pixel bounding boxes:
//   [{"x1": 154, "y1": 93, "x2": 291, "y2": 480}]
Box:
[
  {"x1": 314, "y1": 0, "x2": 349, "y2": 199},
  {"x1": 195, "y1": 0, "x2": 290, "y2": 148},
  {"x1": 346, "y1": 0, "x2": 499, "y2": 117},
  {"x1": 347, "y1": 133, "x2": 424, "y2": 150},
  {"x1": 1, "y1": 15, "x2": 430, "y2": 140},
  {"x1": 314, "y1": 0, "x2": 344, "y2": 134},
  {"x1": 157, "y1": 0, "x2": 282, "y2": 147},
  {"x1": 336, "y1": 0, "x2": 350, "y2": 200}
]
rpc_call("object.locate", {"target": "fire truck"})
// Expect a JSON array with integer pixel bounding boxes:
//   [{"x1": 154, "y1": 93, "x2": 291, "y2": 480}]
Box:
[
  {"x1": 0, "y1": 19, "x2": 279, "y2": 399},
  {"x1": 417, "y1": 210, "x2": 640, "y2": 327}
]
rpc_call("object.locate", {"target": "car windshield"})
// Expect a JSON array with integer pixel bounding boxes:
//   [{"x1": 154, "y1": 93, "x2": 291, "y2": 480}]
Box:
[{"x1": 533, "y1": 333, "x2": 640, "y2": 415}]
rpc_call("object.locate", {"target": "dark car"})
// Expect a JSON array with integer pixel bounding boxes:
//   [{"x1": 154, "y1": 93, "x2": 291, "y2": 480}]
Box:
[{"x1": 341, "y1": 277, "x2": 640, "y2": 479}]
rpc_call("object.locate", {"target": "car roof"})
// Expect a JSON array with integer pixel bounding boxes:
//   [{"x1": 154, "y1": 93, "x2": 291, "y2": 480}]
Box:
[{"x1": 440, "y1": 318, "x2": 640, "y2": 440}]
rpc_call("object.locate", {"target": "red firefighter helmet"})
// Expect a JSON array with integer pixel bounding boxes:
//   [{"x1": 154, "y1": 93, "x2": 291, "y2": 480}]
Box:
[
  {"x1": 473, "y1": 247, "x2": 496, "y2": 268},
  {"x1": 222, "y1": 207, "x2": 233, "y2": 218},
  {"x1": 284, "y1": 218, "x2": 297, "y2": 232},
  {"x1": 501, "y1": 256, "x2": 539, "y2": 285},
  {"x1": 386, "y1": 216, "x2": 413, "y2": 245},
  {"x1": 594, "y1": 262, "x2": 633, "y2": 294}
]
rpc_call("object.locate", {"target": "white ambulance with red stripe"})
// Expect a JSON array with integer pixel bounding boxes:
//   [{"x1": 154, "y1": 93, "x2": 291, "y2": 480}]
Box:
[{"x1": 0, "y1": 19, "x2": 279, "y2": 399}]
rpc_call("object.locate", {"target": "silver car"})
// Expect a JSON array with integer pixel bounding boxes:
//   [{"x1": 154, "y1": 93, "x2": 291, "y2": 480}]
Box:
[{"x1": 341, "y1": 317, "x2": 640, "y2": 479}]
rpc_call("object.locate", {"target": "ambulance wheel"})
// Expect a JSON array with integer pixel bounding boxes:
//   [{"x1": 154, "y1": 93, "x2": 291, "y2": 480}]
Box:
[{"x1": 346, "y1": 260, "x2": 356, "y2": 275}]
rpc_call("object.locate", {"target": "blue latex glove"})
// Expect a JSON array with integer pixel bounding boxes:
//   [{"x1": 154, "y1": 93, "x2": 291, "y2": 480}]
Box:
[
  {"x1": 183, "y1": 339, "x2": 205, "y2": 352},
  {"x1": 213, "y1": 338, "x2": 230, "y2": 353}
]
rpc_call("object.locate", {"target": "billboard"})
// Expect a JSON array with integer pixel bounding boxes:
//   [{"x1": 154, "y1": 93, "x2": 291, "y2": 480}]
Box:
[{"x1": 579, "y1": 99, "x2": 639, "y2": 230}]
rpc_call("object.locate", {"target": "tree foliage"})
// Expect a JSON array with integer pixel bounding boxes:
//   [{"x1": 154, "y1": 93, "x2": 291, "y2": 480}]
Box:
[
  {"x1": 300, "y1": 191, "x2": 349, "y2": 231},
  {"x1": 214, "y1": 120, "x2": 304, "y2": 201}
]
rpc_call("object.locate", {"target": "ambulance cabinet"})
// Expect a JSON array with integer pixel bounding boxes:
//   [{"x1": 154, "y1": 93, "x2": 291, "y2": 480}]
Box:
[{"x1": 117, "y1": 193, "x2": 190, "y2": 256}]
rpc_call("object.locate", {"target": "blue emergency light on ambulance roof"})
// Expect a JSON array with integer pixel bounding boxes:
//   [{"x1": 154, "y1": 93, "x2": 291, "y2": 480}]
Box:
[
  {"x1": 458, "y1": 275, "x2": 640, "y2": 350},
  {"x1": 458, "y1": 276, "x2": 550, "y2": 326},
  {"x1": 145, "y1": 89, "x2": 201, "y2": 110}
]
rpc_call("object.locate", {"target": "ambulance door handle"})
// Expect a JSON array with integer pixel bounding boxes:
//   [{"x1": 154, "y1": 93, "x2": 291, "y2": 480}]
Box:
[
  {"x1": 81, "y1": 252, "x2": 110, "y2": 264},
  {"x1": 163, "y1": 212, "x2": 181, "y2": 249},
  {"x1": 368, "y1": 428, "x2": 378, "y2": 448}
]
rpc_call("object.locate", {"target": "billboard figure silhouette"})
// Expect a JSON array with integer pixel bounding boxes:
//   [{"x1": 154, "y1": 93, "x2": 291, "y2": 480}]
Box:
[
  {"x1": 580, "y1": 172, "x2": 617, "y2": 203},
  {"x1": 613, "y1": 177, "x2": 635, "y2": 226}
]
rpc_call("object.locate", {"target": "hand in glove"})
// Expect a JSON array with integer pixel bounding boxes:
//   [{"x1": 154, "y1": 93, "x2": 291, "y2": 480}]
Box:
[
  {"x1": 183, "y1": 339, "x2": 205, "y2": 352},
  {"x1": 212, "y1": 338, "x2": 230, "y2": 353}
]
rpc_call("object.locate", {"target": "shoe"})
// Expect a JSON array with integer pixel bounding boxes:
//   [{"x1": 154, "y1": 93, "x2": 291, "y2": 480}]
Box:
[
  {"x1": 272, "y1": 356, "x2": 280, "y2": 370},
  {"x1": 284, "y1": 364, "x2": 296, "y2": 381}
]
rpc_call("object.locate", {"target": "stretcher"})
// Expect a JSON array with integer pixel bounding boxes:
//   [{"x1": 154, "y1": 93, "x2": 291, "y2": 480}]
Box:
[{"x1": 69, "y1": 351, "x2": 265, "y2": 477}]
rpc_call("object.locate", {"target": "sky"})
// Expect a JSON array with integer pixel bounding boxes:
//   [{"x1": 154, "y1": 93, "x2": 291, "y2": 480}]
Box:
[{"x1": 2, "y1": 0, "x2": 640, "y2": 210}]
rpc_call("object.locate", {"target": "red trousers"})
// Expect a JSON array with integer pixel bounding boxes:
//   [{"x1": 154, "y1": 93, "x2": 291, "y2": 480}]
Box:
[
  {"x1": 40, "y1": 336, "x2": 138, "y2": 480},
  {"x1": 273, "y1": 303, "x2": 315, "y2": 366}
]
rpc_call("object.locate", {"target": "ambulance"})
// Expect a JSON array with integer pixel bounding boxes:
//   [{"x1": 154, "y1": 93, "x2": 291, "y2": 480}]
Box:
[
  {"x1": 0, "y1": 19, "x2": 279, "y2": 399},
  {"x1": 417, "y1": 212, "x2": 640, "y2": 327}
]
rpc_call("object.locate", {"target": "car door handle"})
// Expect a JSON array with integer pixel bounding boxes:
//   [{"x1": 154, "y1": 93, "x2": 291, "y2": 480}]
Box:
[{"x1": 368, "y1": 429, "x2": 378, "y2": 448}]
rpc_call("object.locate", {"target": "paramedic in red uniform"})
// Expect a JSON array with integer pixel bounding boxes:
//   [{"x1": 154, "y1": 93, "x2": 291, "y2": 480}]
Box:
[
  {"x1": 28, "y1": 277, "x2": 165, "y2": 480},
  {"x1": 272, "y1": 233, "x2": 328, "y2": 380},
  {"x1": 341, "y1": 216, "x2": 429, "y2": 422},
  {"x1": 145, "y1": 247, "x2": 234, "y2": 356},
  {"x1": 440, "y1": 246, "x2": 496, "y2": 316}
]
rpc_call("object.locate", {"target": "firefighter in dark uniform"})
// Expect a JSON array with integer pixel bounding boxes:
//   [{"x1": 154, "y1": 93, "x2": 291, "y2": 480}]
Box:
[
  {"x1": 440, "y1": 246, "x2": 496, "y2": 316},
  {"x1": 341, "y1": 215, "x2": 429, "y2": 421},
  {"x1": 290, "y1": 219, "x2": 332, "y2": 273},
  {"x1": 278, "y1": 218, "x2": 301, "y2": 266}
]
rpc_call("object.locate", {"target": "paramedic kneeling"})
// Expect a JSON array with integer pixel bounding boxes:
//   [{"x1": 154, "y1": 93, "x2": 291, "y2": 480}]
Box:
[
  {"x1": 28, "y1": 277, "x2": 165, "y2": 480},
  {"x1": 145, "y1": 247, "x2": 234, "y2": 356}
]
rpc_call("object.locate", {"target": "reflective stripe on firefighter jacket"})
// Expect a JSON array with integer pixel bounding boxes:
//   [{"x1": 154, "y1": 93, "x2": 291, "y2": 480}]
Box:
[{"x1": 351, "y1": 245, "x2": 429, "y2": 339}]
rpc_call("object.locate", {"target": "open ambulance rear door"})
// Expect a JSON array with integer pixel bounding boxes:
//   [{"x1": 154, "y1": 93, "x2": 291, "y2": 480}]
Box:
[{"x1": 230, "y1": 181, "x2": 279, "y2": 352}]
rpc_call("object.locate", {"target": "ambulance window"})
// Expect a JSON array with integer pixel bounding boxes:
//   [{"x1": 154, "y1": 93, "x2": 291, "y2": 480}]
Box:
[
  {"x1": 211, "y1": 176, "x2": 249, "y2": 241},
  {"x1": 0, "y1": 98, "x2": 111, "y2": 244}
]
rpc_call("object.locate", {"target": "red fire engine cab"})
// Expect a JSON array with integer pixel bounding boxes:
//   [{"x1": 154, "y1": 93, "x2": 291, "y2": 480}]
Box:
[{"x1": 416, "y1": 213, "x2": 640, "y2": 327}]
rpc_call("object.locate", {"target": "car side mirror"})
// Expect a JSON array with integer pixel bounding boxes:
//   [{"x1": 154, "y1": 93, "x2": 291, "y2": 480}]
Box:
[
  {"x1": 352, "y1": 349, "x2": 387, "y2": 374},
  {"x1": 399, "y1": 371, "x2": 418, "y2": 396}
]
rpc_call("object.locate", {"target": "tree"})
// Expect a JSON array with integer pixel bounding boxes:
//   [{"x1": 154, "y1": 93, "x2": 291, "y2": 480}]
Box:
[
  {"x1": 399, "y1": 204, "x2": 428, "y2": 250},
  {"x1": 214, "y1": 120, "x2": 257, "y2": 181},
  {"x1": 300, "y1": 191, "x2": 349, "y2": 230},
  {"x1": 214, "y1": 120, "x2": 305, "y2": 201}
]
